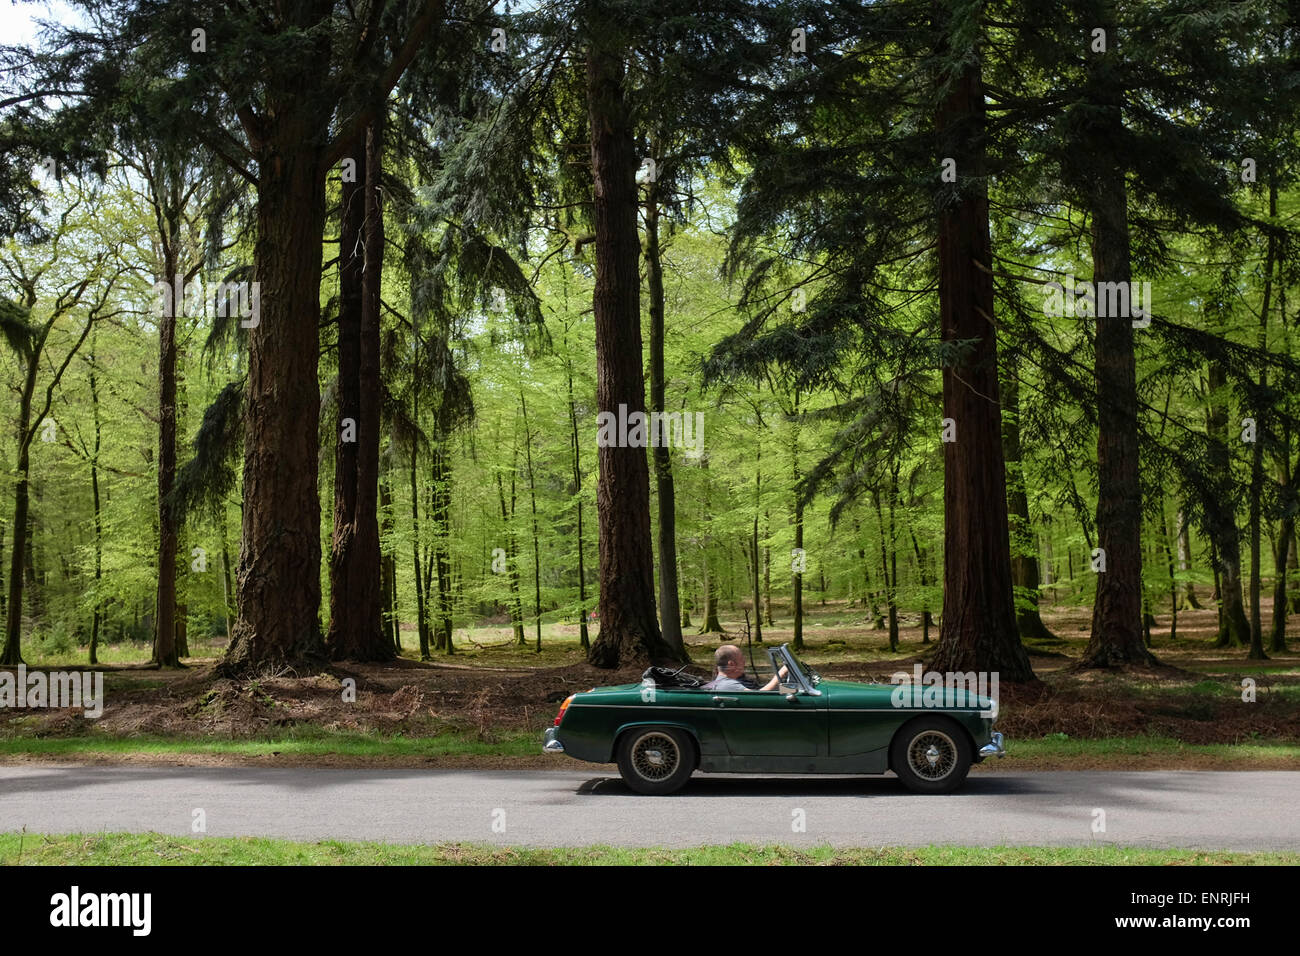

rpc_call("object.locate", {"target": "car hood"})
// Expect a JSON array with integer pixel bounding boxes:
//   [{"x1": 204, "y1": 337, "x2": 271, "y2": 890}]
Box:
[{"x1": 820, "y1": 679, "x2": 995, "y2": 712}]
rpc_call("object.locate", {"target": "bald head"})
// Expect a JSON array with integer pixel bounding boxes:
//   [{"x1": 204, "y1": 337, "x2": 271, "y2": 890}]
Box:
[{"x1": 715, "y1": 645, "x2": 743, "y2": 675}]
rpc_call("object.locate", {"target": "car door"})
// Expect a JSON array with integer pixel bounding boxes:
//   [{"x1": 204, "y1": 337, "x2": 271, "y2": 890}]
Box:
[{"x1": 710, "y1": 686, "x2": 827, "y2": 758}]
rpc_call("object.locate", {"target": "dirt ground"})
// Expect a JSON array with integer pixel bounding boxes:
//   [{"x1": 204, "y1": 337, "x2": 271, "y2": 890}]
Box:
[{"x1": 1, "y1": 601, "x2": 1297, "y2": 768}]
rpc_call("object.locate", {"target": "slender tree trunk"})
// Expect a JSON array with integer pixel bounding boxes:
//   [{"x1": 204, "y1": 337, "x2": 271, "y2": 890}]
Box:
[
  {"x1": 521, "y1": 391, "x2": 543, "y2": 653},
  {"x1": 153, "y1": 229, "x2": 181, "y2": 669},
  {"x1": 220, "y1": 508, "x2": 234, "y2": 640},
  {"x1": 566, "y1": 361, "x2": 590, "y2": 650},
  {"x1": 379, "y1": 472, "x2": 399, "y2": 652},
  {"x1": 497, "y1": 463, "x2": 526, "y2": 645},
  {"x1": 432, "y1": 437, "x2": 455, "y2": 655},
  {"x1": 1245, "y1": 180, "x2": 1277, "y2": 661},
  {"x1": 89, "y1": 339, "x2": 104, "y2": 665},
  {"x1": 645, "y1": 190, "x2": 685, "y2": 656},
  {"x1": 411, "y1": 444, "x2": 430, "y2": 660},
  {"x1": 926, "y1": 50, "x2": 1034, "y2": 681},
  {"x1": 1002, "y1": 352, "x2": 1055, "y2": 640},
  {"x1": 1175, "y1": 509, "x2": 1201, "y2": 608},
  {"x1": 585, "y1": 33, "x2": 674, "y2": 667},
  {"x1": 791, "y1": 403, "x2": 804, "y2": 652}
]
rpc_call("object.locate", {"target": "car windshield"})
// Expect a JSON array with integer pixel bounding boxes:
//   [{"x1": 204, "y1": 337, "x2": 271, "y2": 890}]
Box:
[{"x1": 786, "y1": 649, "x2": 821, "y2": 686}]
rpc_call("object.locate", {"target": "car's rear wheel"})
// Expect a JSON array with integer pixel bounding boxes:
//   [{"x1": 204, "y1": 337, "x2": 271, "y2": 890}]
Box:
[
  {"x1": 616, "y1": 727, "x2": 695, "y2": 795},
  {"x1": 889, "y1": 716, "x2": 972, "y2": 794}
]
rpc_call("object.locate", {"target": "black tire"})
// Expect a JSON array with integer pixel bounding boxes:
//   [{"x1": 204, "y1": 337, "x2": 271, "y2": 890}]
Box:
[
  {"x1": 889, "y1": 716, "x2": 972, "y2": 794},
  {"x1": 616, "y1": 727, "x2": 696, "y2": 795}
]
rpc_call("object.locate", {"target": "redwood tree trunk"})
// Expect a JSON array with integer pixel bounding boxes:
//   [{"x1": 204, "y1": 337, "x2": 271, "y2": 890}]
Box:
[
  {"x1": 926, "y1": 56, "x2": 1035, "y2": 682},
  {"x1": 327, "y1": 117, "x2": 392, "y2": 662},
  {"x1": 222, "y1": 101, "x2": 331, "y2": 675},
  {"x1": 1079, "y1": 26, "x2": 1156, "y2": 668},
  {"x1": 585, "y1": 35, "x2": 676, "y2": 667}
]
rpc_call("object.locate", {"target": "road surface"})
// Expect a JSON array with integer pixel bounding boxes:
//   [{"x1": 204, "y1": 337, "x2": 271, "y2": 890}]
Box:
[{"x1": 2, "y1": 766, "x2": 1296, "y2": 850}]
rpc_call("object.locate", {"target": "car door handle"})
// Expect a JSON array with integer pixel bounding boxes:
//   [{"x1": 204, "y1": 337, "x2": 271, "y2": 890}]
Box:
[{"x1": 712, "y1": 696, "x2": 739, "y2": 705}]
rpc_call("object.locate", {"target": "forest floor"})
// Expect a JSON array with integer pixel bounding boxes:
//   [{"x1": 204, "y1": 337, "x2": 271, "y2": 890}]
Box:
[{"x1": 2, "y1": 599, "x2": 1298, "y2": 769}]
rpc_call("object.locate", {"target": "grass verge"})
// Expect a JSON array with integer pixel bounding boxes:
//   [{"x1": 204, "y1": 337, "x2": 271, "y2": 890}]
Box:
[{"x1": 2, "y1": 832, "x2": 1295, "y2": 865}]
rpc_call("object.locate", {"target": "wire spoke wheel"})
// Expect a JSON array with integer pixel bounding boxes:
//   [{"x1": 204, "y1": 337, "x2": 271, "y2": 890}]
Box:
[
  {"x1": 631, "y1": 732, "x2": 680, "y2": 781},
  {"x1": 906, "y1": 729, "x2": 959, "y2": 781}
]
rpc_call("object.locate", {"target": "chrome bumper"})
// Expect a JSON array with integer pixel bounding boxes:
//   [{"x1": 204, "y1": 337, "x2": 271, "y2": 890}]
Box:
[
  {"x1": 978, "y1": 731, "x2": 1006, "y2": 759},
  {"x1": 543, "y1": 726, "x2": 565, "y2": 754}
]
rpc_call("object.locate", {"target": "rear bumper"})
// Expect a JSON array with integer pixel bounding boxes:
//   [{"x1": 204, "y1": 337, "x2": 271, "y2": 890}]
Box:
[
  {"x1": 978, "y1": 731, "x2": 1006, "y2": 759},
  {"x1": 543, "y1": 726, "x2": 565, "y2": 754}
]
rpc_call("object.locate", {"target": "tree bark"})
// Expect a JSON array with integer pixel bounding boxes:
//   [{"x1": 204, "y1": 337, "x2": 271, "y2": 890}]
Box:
[
  {"x1": 222, "y1": 76, "x2": 332, "y2": 676},
  {"x1": 1079, "y1": 21, "x2": 1156, "y2": 668},
  {"x1": 585, "y1": 35, "x2": 675, "y2": 667},
  {"x1": 926, "y1": 53, "x2": 1035, "y2": 681},
  {"x1": 646, "y1": 191, "x2": 685, "y2": 657},
  {"x1": 153, "y1": 222, "x2": 181, "y2": 668},
  {"x1": 1002, "y1": 352, "x2": 1055, "y2": 640},
  {"x1": 327, "y1": 118, "x2": 392, "y2": 662}
]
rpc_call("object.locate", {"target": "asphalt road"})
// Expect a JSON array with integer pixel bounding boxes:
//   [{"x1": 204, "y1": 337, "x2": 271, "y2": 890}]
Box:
[{"x1": 2, "y1": 766, "x2": 1296, "y2": 850}]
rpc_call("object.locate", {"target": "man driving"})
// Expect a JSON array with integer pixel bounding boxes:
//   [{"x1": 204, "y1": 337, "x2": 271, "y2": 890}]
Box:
[{"x1": 703, "y1": 645, "x2": 786, "y2": 692}]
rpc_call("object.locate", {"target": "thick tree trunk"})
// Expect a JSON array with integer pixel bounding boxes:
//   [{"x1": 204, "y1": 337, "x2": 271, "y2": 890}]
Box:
[
  {"x1": 646, "y1": 194, "x2": 685, "y2": 657},
  {"x1": 1079, "y1": 33, "x2": 1156, "y2": 668},
  {"x1": 327, "y1": 119, "x2": 391, "y2": 662},
  {"x1": 585, "y1": 38, "x2": 675, "y2": 667},
  {"x1": 222, "y1": 91, "x2": 331, "y2": 676},
  {"x1": 926, "y1": 56, "x2": 1035, "y2": 681}
]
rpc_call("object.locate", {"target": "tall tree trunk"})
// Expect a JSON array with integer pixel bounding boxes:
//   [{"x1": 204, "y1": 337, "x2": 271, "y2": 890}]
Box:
[
  {"x1": 2, "y1": 328, "x2": 41, "y2": 665},
  {"x1": 1002, "y1": 352, "x2": 1055, "y2": 640},
  {"x1": 379, "y1": 471, "x2": 399, "y2": 651},
  {"x1": 222, "y1": 89, "x2": 331, "y2": 676},
  {"x1": 431, "y1": 437, "x2": 455, "y2": 655},
  {"x1": 1080, "y1": 21, "x2": 1156, "y2": 667},
  {"x1": 89, "y1": 337, "x2": 104, "y2": 665},
  {"x1": 645, "y1": 191, "x2": 685, "y2": 656},
  {"x1": 926, "y1": 51, "x2": 1034, "y2": 681},
  {"x1": 497, "y1": 463, "x2": 526, "y2": 645},
  {"x1": 154, "y1": 226, "x2": 181, "y2": 668},
  {"x1": 521, "y1": 391, "x2": 542, "y2": 653},
  {"x1": 585, "y1": 33, "x2": 674, "y2": 666},
  {"x1": 411, "y1": 443, "x2": 430, "y2": 660},
  {"x1": 328, "y1": 118, "x2": 391, "y2": 662},
  {"x1": 220, "y1": 508, "x2": 234, "y2": 640},
  {"x1": 1206, "y1": 370, "x2": 1251, "y2": 646},
  {"x1": 1175, "y1": 509, "x2": 1201, "y2": 609},
  {"x1": 566, "y1": 360, "x2": 590, "y2": 650},
  {"x1": 791, "y1": 402, "x2": 804, "y2": 651},
  {"x1": 1245, "y1": 180, "x2": 1277, "y2": 661}
]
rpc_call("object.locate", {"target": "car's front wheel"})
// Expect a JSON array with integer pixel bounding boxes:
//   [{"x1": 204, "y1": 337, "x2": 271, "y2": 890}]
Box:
[
  {"x1": 616, "y1": 727, "x2": 695, "y2": 795},
  {"x1": 889, "y1": 717, "x2": 972, "y2": 794}
]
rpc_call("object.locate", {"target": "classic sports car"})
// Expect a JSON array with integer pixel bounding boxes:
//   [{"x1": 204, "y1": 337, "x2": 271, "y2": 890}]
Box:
[{"x1": 543, "y1": 643, "x2": 1005, "y2": 794}]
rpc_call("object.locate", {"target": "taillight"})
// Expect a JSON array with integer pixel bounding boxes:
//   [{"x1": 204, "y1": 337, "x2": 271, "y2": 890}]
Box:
[{"x1": 554, "y1": 694, "x2": 576, "y2": 726}]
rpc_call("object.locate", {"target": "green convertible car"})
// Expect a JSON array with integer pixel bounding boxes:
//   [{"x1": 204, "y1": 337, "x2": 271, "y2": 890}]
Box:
[{"x1": 543, "y1": 643, "x2": 1005, "y2": 794}]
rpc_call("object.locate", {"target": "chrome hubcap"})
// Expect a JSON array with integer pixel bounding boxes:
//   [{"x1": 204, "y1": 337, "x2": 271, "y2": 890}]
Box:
[
  {"x1": 631, "y1": 733, "x2": 679, "y2": 781},
  {"x1": 908, "y1": 730, "x2": 957, "y2": 781}
]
